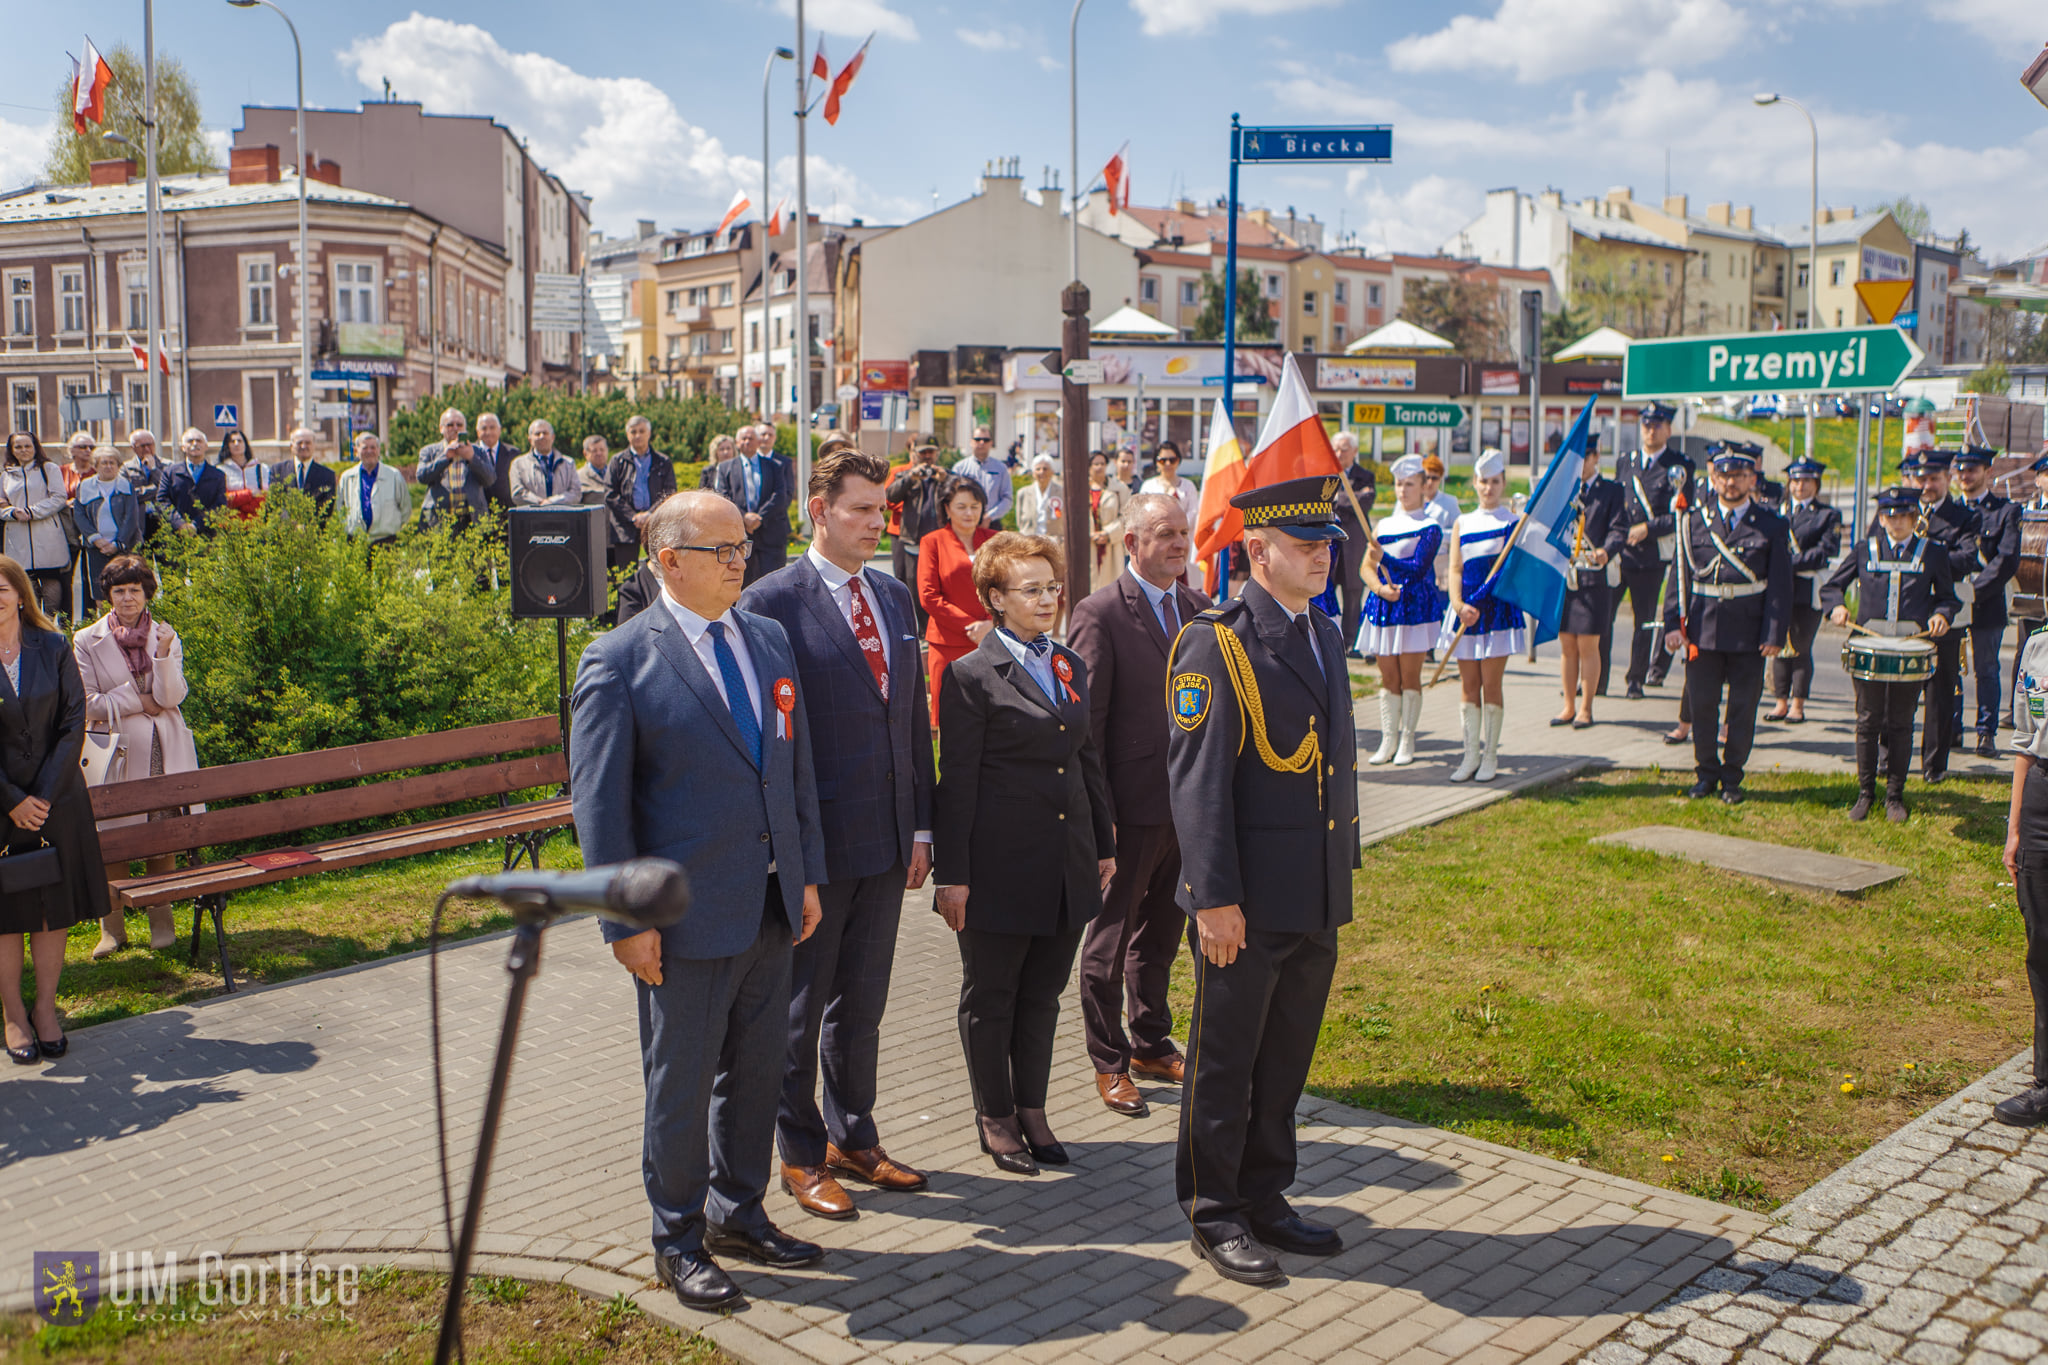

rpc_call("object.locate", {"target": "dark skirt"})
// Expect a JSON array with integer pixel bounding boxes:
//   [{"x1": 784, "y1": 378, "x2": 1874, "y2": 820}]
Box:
[
  {"x1": 0, "y1": 786, "x2": 111, "y2": 935},
  {"x1": 2022, "y1": 764, "x2": 2048, "y2": 855},
  {"x1": 1561, "y1": 577, "x2": 1612, "y2": 636}
]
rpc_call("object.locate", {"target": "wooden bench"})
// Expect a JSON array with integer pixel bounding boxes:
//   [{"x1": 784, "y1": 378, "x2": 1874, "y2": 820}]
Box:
[{"x1": 87, "y1": 716, "x2": 573, "y2": 992}]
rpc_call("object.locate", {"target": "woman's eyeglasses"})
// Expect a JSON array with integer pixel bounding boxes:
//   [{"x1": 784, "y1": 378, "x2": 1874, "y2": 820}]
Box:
[{"x1": 1004, "y1": 583, "x2": 1064, "y2": 603}]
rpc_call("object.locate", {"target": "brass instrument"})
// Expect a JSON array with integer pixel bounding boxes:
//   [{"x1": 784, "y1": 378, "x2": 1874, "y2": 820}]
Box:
[{"x1": 1779, "y1": 518, "x2": 1801, "y2": 661}]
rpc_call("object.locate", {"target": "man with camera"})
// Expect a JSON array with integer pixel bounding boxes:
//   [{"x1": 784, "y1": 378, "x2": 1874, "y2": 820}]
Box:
[{"x1": 888, "y1": 443, "x2": 949, "y2": 625}]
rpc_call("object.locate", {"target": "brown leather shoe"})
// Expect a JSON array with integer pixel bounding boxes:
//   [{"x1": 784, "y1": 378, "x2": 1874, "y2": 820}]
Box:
[
  {"x1": 1098, "y1": 1071, "x2": 1149, "y2": 1117},
  {"x1": 1130, "y1": 1053, "x2": 1186, "y2": 1085},
  {"x1": 825, "y1": 1143, "x2": 929, "y2": 1192},
  {"x1": 780, "y1": 1162, "x2": 856, "y2": 1219}
]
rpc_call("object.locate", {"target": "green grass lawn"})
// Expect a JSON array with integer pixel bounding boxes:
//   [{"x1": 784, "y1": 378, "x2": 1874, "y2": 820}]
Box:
[
  {"x1": 1175, "y1": 766, "x2": 2029, "y2": 1209},
  {"x1": 1725, "y1": 415, "x2": 1893, "y2": 485},
  {"x1": 32, "y1": 833, "x2": 584, "y2": 1031}
]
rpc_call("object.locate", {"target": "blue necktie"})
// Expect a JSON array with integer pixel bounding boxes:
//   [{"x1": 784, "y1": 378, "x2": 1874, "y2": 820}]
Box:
[{"x1": 707, "y1": 621, "x2": 762, "y2": 768}]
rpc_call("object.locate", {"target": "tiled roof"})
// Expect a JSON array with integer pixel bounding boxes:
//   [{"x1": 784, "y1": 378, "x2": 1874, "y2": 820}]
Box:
[{"x1": 0, "y1": 170, "x2": 403, "y2": 224}]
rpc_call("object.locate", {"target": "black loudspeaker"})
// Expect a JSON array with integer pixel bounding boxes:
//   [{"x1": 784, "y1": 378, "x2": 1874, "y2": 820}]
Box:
[{"x1": 509, "y1": 506, "x2": 607, "y2": 619}]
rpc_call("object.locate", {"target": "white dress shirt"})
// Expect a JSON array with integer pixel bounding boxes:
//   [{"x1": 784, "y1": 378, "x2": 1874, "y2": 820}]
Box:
[
  {"x1": 660, "y1": 589, "x2": 762, "y2": 729},
  {"x1": 805, "y1": 546, "x2": 933, "y2": 845},
  {"x1": 1127, "y1": 564, "x2": 1182, "y2": 636},
  {"x1": 993, "y1": 626, "x2": 1059, "y2": 701}
]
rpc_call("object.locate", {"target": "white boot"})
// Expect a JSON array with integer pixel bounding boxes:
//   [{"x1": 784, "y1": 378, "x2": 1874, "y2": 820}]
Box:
[
  {"x1": 1393, "y1": 689, "x2": 1422, "y2": 766},
  {"x1": 1449, "y1": 703, "x2": 1482, "y2": 782},
  {"x1": 1476, "y1": 703, "x2": 1504, "y2": 781},
  {"x1": 1368, "y1": 691, "x2": 1401, "y2": 765}
]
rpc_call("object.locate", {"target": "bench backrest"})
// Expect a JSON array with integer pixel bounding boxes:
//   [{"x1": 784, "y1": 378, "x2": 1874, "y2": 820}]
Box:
[{"x1": 92, "y1": 715, "x2": 565, "y2": 866}]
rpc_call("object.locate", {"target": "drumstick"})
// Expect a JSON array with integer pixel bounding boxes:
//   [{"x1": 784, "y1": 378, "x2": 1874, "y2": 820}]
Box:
[{"x1": 1845, "y1": 620, "x2": 1936, "y2": 642}]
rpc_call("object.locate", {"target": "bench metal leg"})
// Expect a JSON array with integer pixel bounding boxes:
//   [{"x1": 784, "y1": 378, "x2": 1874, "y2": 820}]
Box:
[
  {"x1": 187, "y1": 894, "x2": 237, "y2": 993},
  {"x1": 502, "y1": 827, "x2": 549, "y2": 873},
  {"x1": 188, "y1": 903, "x2": 205, "y2": 965}
]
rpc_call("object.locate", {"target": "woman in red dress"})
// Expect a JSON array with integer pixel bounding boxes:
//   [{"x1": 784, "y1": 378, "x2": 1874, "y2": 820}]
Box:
[{"x1": 918, "y1": 475, "x2": 997, "y2": 729}]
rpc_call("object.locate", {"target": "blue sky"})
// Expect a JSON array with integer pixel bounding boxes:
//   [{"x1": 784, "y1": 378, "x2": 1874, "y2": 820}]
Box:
[{"x1": 7, "y1": 1, "x2": 2045, "y2": 258}]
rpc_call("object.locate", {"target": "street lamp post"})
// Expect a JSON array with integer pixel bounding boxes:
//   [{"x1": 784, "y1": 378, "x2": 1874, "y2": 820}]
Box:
[
  {"x1": 230, "y1": 0, "x2": 310, "y2": 434},
  {"x1": 756, "y1": 47, "x2": 794, "y2": 420},
  {"x1": 1059, "y1": 0, "x2": 1093, "y2": 601},
  {"x1": 1755, "y1": 92, "x2": 1818, "y2": 460}
]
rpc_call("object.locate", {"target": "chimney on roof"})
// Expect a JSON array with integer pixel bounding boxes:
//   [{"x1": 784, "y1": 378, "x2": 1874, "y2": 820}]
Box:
[
  {"x1": 229, "y1": 144, "x2": 281, "y2": 186},
  {"x1": 1249, "y1": 207, "x2": 1271, "y2": 227},
  {"x1": 637, "y1": 218, "x2": 656, "y2": 239},
  {"x1": 1175, "y1": 197, "x2": 1195, "y2": 214},
  {"x1": 1824, "y1": 205, "x2": 1856, "y2": 223},
  {"x1": 305, "y1": 154, "x2": 341, "y2": 187},
  {"x1": 1607, "y1": 186, "x2": 1633, "y2": 203},
  {"x1": 1663, "y1": 193, "x2": 1687, "y2": 218},
  {"x1": 89, "y1": 158, "x2": 135, "y2": 187},
  {"x1": 1706, "y1": 202, "x2": 1732, "y2": 225},
  {"x1": 1734, "y1": 206, "x2": 1754, "y2": 229}
]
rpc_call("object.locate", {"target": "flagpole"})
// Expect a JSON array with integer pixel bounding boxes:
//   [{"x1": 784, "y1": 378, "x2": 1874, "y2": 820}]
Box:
[
  {"x1": 142, "y1": 0, "x2": 162, "y2": 437},
  {"x1": 793, "y1": 0, "x2": 812, "y2": 526}
]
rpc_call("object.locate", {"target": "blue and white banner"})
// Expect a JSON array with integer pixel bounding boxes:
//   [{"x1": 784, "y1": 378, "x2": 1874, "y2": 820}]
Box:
[{"x1": 1492, "y1": 397, "x2": 1597, "y2": 647}]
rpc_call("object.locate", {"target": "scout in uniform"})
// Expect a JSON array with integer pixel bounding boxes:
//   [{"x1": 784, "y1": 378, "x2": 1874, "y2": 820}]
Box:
[
  {"x1": 1610, "y1": 399, "x2": 1695, "y2": 699},
  {"x1": 1166, "y1": 476, "x2": 1359, "y2": 1287},
  {"x1": 1766, "y1": 456, "x2": 1843, "y2": 723},
  {"x1": 1912, "y1": 450, "x2": 1982, "y2": 780},
  {"x1": 1957, "y1": 445, "x2": 2020, "y2": 755},
  {"x1": 1822, "y1": 486, "x2": 1958, "y2": 822},
  {"x1": 1662, "y1": 443, "x2": 1791, "y2": 804}
]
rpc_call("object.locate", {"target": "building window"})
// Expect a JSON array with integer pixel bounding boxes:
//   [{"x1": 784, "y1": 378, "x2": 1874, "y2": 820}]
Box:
[
  {"x1": 1700, "y1": 254, "x2": 1710, "y2": 281},
  {"x1": 1140, "y1": 276, "x2": 1159, "y2": 303},
  {"x1": 334, "y1": 261, "x2": 378, "y2": 324},
  {"x1": 1334, "y1": 280, "x2": 1348, "y2": 305},
  {"x1": 1264, "y1": 273, "x2": 1282, "y2": 299},
  {"x1": 1796, "y1": 263, "x2": 1809, "y2": 290},
  {"x1": 242, "y1": 257, "x2": 274, "y2": 328},
  {"x1": 1367, "y1": 283, "x2": 1382, "y2": 307},
  {"x1": 57, "y1": 269, "x2": 85, "y2": 334},
  {"x1": 1699, "y1": 301, "x2": 1709, "y2": 328},
  {"x1": 666, "y1": 334, "x2": 681, "y2": 358},
  {"x1": 750, "y1": 321, "x2": 760, "y2": 349},
  {"x1": 1835, "y1": 308, "x2": 1843, "y2": 326},
  {"x1": 1830, "y1": 260, "x2": 1844, "y2": 287},
  {"x1": 1663, "y1": 263, "x2": 1673, "y2": 286},
  {"x1": 417, "y1": 272, "x2": 430, "y2": 338},
  {"x1": 718, "y1": 283, "x2": 733, "y2": 306},
  {"x1": 10, "y1": 380, "x2": 36, "y2": 435},
  {"x1": 1179, "y1": 279, "x2": 1198, "y2": 307},
  {"x1": 1334, "y1": 324, "x2": 1346, "y2": 346},
  {"x1": 719, "y1": 328, "x2": 734, "y2": 353},
  {"x1": 6, "y1": 270, "x2": 32, "y2": 338},
  {"x1": 125, "y1": 378, "x2": 148, "y2": 428},
  {"x1": 123, "y1": 263, "x2": 149, "y2": 332},
  {"x1": 1302, "y1": 291, "x2": 1317, "y2": 316},
  {"x1": 773, "y1": 317, "x2": 783, "y2": 347}
]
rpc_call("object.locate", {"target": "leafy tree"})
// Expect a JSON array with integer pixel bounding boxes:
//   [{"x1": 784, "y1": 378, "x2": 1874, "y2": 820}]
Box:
[
  {"x1": 1566, "y1": 245, "x2": 1671, "y2": 338},
  {"x1": 1963, "y1": 362, "x2": 2011, "y2": 395},
  {"x1": 1397, "y1": 275, "x2": 1509, "y2": 362},
  {"x1": 1879, "y1": 196, "x2": 1932, "y2": 240},
  {"x1": 1191, "y1": 268, "x2": 1276, "y2": 343},
  {"x1": 45, "y1": 44, "x2": 218, "y2": 183},
  {"x1": 1540, "y1": 297, "x2": 1595, "y2": 360}
]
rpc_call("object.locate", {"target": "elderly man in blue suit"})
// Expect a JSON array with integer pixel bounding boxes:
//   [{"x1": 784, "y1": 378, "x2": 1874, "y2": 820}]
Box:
[
  {"x1": 741, "y1": 436, "x2": 935, "y2": 1220},
  {"x1": 571, "y1": 489, "x2": 827, "y2": 1310}
]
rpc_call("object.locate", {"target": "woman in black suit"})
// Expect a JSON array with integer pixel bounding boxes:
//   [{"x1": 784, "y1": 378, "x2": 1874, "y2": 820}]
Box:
[
  {"x1": 934, "y1": 532, "x2": 1116, "y2": 1174},
  {"x1": 0, "y1": 554, "x2": 110, "y2": 1064}
]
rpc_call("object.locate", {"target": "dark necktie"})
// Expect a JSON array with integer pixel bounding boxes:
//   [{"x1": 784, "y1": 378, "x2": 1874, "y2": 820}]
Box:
[
  {"x1": 706, "y1": 621, "x2": 761, "y2": 767},
  {"x1": 1293, "y1": 613, "x2": 1327, "y2": 686},
  {"x1": 1020, "y1": 632, "x2": 1050, "y2": 656},
  {"x1": 1156, "y1": 587, "x2": 1177, "y2": 637},
  {"x1": 846, "y1": 575, "x2": 890, "y2": 700}
]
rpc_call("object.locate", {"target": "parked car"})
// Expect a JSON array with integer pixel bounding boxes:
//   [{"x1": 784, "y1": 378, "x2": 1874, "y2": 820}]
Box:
[
  {"x1": 1745, "y1": 393, "x2": 1782, "y2": 419},
  {"x1": 1869, "y1": 396, "x2": 1904, "y2": 419}
]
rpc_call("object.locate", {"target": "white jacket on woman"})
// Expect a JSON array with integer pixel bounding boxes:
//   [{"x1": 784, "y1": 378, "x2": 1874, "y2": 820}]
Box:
[{"x1": 2, "y1": 459, "x2": 73, "y2": 573}]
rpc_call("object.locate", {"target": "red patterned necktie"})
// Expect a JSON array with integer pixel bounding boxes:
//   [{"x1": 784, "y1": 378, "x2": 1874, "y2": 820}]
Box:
[{"x1": 847, "y1": 575, "x2": 890, "y2": 701}]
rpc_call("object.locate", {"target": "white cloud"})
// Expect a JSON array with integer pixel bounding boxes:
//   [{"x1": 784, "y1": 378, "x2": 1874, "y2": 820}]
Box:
[
  {"x1": 1387, "y1": 0, "x2": 1746, "y2": 82},
  {"x1": 1126, "y1": 0, "x2": 1343, "y2": 39},
  {"x1": 956, "y1": 27, "x2": 1019, "y2": 51},
  {"x1": 1037, "y1": 55, "x2": 1064, "y2": 71},
  {"x1": 1341, "y1": 172, "x2": 1483, "y2": 255},
  {"x1": 338, "y1": 15, "x2": 904, "y2": 234},
  {"x1": 0, "y1": 115, "x2": 53, "y2": 188},
  {"x1": 1942, "y1": 0, "x2": 2047, "y2": 52},
  {"x1": 774, "y1": 0, "x2": 918, "y2": 43}
]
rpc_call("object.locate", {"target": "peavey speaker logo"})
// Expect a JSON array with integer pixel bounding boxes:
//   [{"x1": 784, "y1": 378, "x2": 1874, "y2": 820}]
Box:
[
  {"x1": 528, "y1": 534, "x2": 573, "y2": 545},
  {"x1": 36, "y1": 1252, "x2": 99, "y2": 1325}
]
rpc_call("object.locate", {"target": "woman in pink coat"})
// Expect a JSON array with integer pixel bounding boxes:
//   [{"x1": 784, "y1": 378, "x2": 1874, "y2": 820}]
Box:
[{"x1": 72, "y1": 555, "x2": 199, "y2": 958}]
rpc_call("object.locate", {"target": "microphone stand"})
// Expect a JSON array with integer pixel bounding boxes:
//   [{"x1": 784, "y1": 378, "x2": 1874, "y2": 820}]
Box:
[{"x1": 435, "y1": 894, "x2": 553, "y2": 1365}]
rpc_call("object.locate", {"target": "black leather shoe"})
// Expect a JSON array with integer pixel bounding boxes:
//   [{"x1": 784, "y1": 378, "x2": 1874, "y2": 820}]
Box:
[
  {"x1": 1625, "y1": 683, "x2": 1646, "y2": 701},
  {"x1": 655, "y1": 1249, "x2": 742, "y2": 1309},
  {"x1": 1886, "y1": 797, "x2": 1909, "y2": 823},
  {"x1": 1719, "y1": 787, "x2": 1746, "y2": 806},
  {"x1": 1251, "y1": 1214, "x2": 1342, "y2": 1256},
  {"x1": 1685, "y1": 780, "x2": 1715, "y2": 799},
  {"x1": 1025, "y1": 1139, "x2": 1069, "y2": 1166},
  {"x1": 1191, "y1": 1230, "x2": 1283, "y2": 1285},
  {"x1": 1977, "y1": 737, "x2": 1999, "y2": 758},
  {"x1": 1993, "y1": 1085, "x2": 2048, "y2": 1127},
  {"x1": 5, "y1": 1036, "x2": 38, "y2": 1065},
  {"x1": 1847, "y1": 793, "x2": 1873, "y2": 822},
  {"x1": 35, "y1": 1030, "x2": 66, "y2": 1060},
  {"x1": 703, "y1": 1221, "x2": 824, "y2": 1269},
  {"x1": 1923, "y1": 769, "x2": 1946, "y2": 785},
  {"x1": 978, "y1": 1127, "x2": 1039, "y2": 1176}
]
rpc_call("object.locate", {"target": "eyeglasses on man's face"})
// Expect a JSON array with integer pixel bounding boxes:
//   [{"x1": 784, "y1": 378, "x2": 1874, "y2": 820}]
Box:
[
  {"x1": 1004, "y1": 582, "x2": 1064, "y2": 603},
  {"x1": 680, "y1": 542, "x2": 756, "y2": 565},
  {"x1": 972, "y1": 435, "x2": 991, "y2": 444}
]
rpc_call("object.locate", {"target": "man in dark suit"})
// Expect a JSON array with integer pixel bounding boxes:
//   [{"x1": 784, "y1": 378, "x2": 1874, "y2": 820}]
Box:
[
  {"x1": 271, "y1": 427, "x2": 338, "y2": 519},
  {"x1": 606, "y1": 415, "x2": 679, "y2": 569},
  {"x1": 1166, "y1": 476, "x2": 1359, "y2": 1286},
  {"x1": 715, "y1": 426, "x2": 791, "y2": 586},
  {"x1": 571, "y1": 489, "x2": 827, "y2": 1311},
  {"x1": 1329, "y1": 431, "x2": 1376, "y2": 656},
  {"x1": 740, "y1": 441, "x2": 935, "y2": 1220},
  {"x1": 159, "y1": 427, "x2": 228, "y2": 535},
  {"x1": 1611, "y1": 401, "x2": 1694, "y2": 697},
  {"x1": 1957, "y1": 445, "x2": 2020, "y2": 756},
  {"x1": 474, "y1": 411, "x2": 519, "y2": 515},
  {"x1": 1068, "y1": 493, "x2": 1208, "y2": 1119},
  {"x1": 1663, "y1": 445, "x2": 1792, "y2": 804}
]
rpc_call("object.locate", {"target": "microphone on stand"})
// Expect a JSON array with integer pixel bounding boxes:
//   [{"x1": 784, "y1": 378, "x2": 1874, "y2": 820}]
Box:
[{"x1": 446, "y1": 858, "x2": 690, "y2": 931}]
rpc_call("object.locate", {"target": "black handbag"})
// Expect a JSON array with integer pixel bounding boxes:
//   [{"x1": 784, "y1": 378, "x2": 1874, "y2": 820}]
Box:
[{"x1": 0, "y1": 836, "x2": 61, "y2": 895}]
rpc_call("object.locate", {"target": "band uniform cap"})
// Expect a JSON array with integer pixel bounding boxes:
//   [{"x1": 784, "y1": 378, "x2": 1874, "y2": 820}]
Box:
[
  {"x1": 1708, "y1": 444, "x2": 1757, "y2": 471},
  {"x1": 2031, "y1": 453, "x2": 2048, "y2": 473},
  {"x1": 1876, "y1": 485, "x2": 1919, "y2": 514},
  {"x1": 1230, "y1": 475, "x2": 1348, "y2": 541},
  {"x1": 1919, "y1": 448, "x2": 1956, "y2": 471},
  {"x1": 1641, "y1": 400, "x2": 1677, "y2": 424},
  {"x1": 1785, "y1": 457, "x2": 1826, "y2": 479},
  {"x1": 1389, "y1": 454, "x2": 1425, "y2": 480},
  {"x1": 1898, "y1": 451, "x2": 1924, "y2": 476},
  {"x1": 1955, "y1": 445, "x2": 1997, "y2": 466},
  {"x1": 1473, "y1": 447, "x2": 1506, "y2": 480}
]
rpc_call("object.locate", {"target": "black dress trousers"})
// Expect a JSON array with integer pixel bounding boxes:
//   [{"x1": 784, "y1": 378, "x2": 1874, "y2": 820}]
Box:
[
  {"x1": 1616, "y1": 566, "x2": 1673, "y2": 688},
  {"x1": 1852, "y1": 678, "x2": 1921, "y2": 792},
  {"x1": 2012, "y1": 764, "x2": 2048, "y2": 1085},
  {"x1": 1687, "y1": 650, "x2": 1765, "y2": 790},
  {"x1": 1922, "y1": 634, "x2": 1964, "y2": 777}
]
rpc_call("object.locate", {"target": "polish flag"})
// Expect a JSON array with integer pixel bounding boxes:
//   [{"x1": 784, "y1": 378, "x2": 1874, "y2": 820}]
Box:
[
  {"x1": 1193, "y1": 353, "x2": 1339, "y2": 568},
  {"x1": 824, "y1": 35, "x2": 872, "y2": 126},
  {"x1": 72, "y1": 37, "x2": 113, "y2": 136},
  {"x1": 714, "y1": 188, "x2": 751, "y2": 240},
  {"x1": 811, "y1": 37, "x2": 831, "y2": 83},
  {"x1": 128, "y1": 332, "x2": 170, "y2": 376},
  {"x1": 768, "y1": 197, "x2": 789, "y2": 236},
  {"x1": 1101, "y1": 142, "x2": 1131, "y2": 216}
]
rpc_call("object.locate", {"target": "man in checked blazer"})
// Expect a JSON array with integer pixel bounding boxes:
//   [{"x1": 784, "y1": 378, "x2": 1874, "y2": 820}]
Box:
[
  {"x1": 740, "y1": 437, "x2": 936, "y2": 1219},
  {"x1": 572, "y1": 490, "x2": 827, "y2": 1312}
]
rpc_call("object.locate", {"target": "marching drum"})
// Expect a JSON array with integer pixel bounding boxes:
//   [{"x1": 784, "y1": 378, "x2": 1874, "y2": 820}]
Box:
[
  {"x1": 2014, "y1": 511, "x2": 2048, "y2": 620},
  {"x1": 1842, "y1": 634, "x2": 1938, "y2": 683}
]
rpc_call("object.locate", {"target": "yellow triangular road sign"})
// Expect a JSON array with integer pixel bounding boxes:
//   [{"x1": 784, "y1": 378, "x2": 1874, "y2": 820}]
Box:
[{"x1": 1854, "y1": 278, "x2": 1914, "y2": 325}]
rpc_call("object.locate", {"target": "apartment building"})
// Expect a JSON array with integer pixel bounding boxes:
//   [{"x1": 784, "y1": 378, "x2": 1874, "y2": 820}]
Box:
[
  {"x1": 586, "y1": 221, "x2": 664, "y2": 395},
  {"x1": 1775, "y1": 208, "x2": 1916, "y2": 332},
  {"x1": 652, "y1": 223, "x2": 748, "y2": 406}
]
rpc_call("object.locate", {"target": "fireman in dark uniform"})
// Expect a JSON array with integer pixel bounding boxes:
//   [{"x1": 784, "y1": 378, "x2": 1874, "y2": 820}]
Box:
[
  {"x1": 1166, "y1": 475, "x2": 1359, "y2": 1287},
  {"x1": 1912, "y1": 449, "x2": 1982, "y2": 781},
  {"x1": 1662, "y1": 444, "x2": 1792, "y2": 804},
  {"x1": 1767, "y1": 456, "x2": 1843, "y2": 723},
  {"x1": 1822, "y1": 485, "x2": 1958, "y2": 822},
  {"x1": 1610, "y1": 400, "x2": 1694, "y2": 699},
  {"x1": 1956, "y1": 445, "x2": 2020, "y2": 755}
]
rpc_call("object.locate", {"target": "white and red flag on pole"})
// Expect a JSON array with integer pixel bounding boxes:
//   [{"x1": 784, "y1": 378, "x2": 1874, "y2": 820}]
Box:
[
  {"x1": 824, "y1": 35, "x2": 872, "y2": 126},
  {"x1": 72, "y1": 37, "x2": 113, "y2": 135},
  {"x1": 1192, "y1": 352, "x2": 1340, "y2": 573},
  {"x1": 128, "y1": 333, "x2": 171, "y2": 376},
  {"x1": 1101, "y1": 142, "x2": 1131, "y2": 216},
  {"x1": 714, "y1": 188, "x2": 751, "y2": 240},
  {"x1": 811, "y1": 36, "x2": 831, "y2": 84},
  {"x1": 768, "y1": 198, "x2": 789, "y2": 236}
]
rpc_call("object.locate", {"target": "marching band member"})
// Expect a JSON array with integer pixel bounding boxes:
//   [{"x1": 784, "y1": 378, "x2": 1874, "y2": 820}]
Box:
[
  {"x1": 1957, "y1": 446, "x2": 2020, "y2": 755},
  {"x1": 1611, "y1": 401, "x2": 1694, "y2": 699},
  {"x1": 1823, "y1": 486, "x2": 1956, "y2": 822},
  {"x1": 1765, "y1": 456, "x2": 1842, "y2": 724},
  {"x1": 1662, "y1": 444, "x2": 1790, "y2": 805},
  {"x1": 1358, "y1": 455, "x2": 1446, "y2": 767},
  {"x1": 1442, "y1": 449, "x2": 1522, "y2": 781},
  {"x1": 1912, "y1": 450, "x2": 1982, "y2": 782},
  {"x1": 1556, "y1": 441, "x2": 1626, "y2": 729}
]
